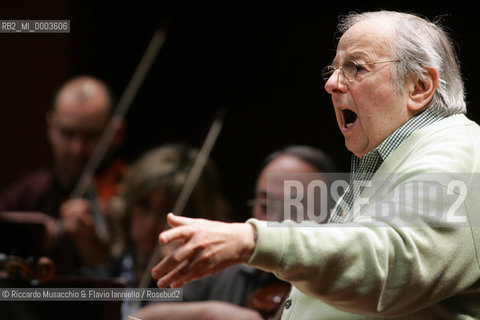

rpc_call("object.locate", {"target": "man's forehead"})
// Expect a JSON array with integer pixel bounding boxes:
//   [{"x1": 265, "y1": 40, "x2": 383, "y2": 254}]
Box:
[
  {"x1": 54, "y1": 90, "x2": 110, "y2": 118},
  {"x1": 52, "y1": 98, "x2": 110, "y2": 130},
  {"x1": 334, "y1": 18, "x2": 394, "y2": 62},
  {"x1": 54, "y1": 78, "x2": 110, "y2": 111}
]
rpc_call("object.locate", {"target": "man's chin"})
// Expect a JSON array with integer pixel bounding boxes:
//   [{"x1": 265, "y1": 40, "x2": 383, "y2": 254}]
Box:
[{"x1": 345, "y1": 140, "x2": 369, "y2": 158}]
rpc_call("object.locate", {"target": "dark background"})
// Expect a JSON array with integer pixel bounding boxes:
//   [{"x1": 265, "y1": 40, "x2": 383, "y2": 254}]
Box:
[{"x1": 1, "y1": 2, "x2": 478, "y2": 221}]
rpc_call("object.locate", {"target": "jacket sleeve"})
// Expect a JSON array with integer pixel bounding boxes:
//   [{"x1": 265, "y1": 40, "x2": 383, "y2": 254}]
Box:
[{"x1": 245, "y1": 175, "x2": 480, "y2": 316}]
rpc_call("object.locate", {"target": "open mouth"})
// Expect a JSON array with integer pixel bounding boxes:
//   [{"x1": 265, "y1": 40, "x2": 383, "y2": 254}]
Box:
[{"x1": 342, "y1": 109, "x2": 358, "y2": 128}]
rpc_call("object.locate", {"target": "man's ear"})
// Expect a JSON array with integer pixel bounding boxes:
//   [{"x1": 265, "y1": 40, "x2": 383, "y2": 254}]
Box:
[{"x1": 406, "y1": 67, "x2": 439, "y2": 113}]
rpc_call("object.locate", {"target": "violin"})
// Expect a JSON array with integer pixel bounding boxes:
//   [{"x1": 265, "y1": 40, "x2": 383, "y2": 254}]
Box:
[
  {"x1": 94, "y1": 159, "x2": 128, "y2": 212},
  {"x1": 0, "y1": 253, "x2": 55, "y2": 284},
  {"x1": 247, "y1": 279, "x2": 291, "y2": 320},
  {"x1": 63, "y1": 28, "x2": 166, "y2": 242}
]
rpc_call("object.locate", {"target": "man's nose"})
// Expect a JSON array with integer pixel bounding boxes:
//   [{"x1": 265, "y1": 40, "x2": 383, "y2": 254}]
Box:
[
  {"x1": 69, "y1": 135, "x2": 90, "y2": 155},
  {"x1": 324, "y1": 69, "x2": 347, "y2": 94}
]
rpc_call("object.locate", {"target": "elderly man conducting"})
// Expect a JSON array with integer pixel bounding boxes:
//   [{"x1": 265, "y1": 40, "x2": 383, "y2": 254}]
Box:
[{"x1": 151, "y1": 11, "x2": 480, "y2": 319}]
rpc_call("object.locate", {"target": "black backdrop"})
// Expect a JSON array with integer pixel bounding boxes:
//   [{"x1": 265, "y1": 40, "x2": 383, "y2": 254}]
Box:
[{"x1": 1, "y1": 2, "x2": 478, "y2": 221}]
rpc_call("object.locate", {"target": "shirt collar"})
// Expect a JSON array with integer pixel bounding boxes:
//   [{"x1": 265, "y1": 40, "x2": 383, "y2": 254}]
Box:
[{"x1": 351, "y1": 108, "x2": 448, "y2": 172}]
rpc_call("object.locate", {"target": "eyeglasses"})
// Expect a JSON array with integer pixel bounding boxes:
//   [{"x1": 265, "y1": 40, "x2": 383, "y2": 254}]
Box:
[{"x1": 321, "y1": 60, "x2": 399, "y2": 82}]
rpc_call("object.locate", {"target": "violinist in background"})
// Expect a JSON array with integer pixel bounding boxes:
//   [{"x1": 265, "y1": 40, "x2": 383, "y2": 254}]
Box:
[
  {"x1": 0, "y1": 75, "x2": 126, "y2": 276},
  {"x1": 131, "y1": 145, "x2": 336, "y2": 320},
  {"x1": 107, "y1": 143, "x2": 231, "y2": 318}
]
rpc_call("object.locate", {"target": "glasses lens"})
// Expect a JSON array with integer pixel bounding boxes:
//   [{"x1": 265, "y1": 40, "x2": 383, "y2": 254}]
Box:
[{"x1": 343, "y1": 61, "x2": 358, "y2": 81}]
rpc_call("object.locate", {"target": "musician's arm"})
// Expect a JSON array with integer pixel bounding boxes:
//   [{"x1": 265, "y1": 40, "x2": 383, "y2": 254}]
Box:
[{"x1": 60, "y1": 198, "x2": 109, "y2": 267}]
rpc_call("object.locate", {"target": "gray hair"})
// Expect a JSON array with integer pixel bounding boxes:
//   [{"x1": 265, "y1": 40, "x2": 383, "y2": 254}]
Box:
[{"x1": 337, "y1": 11, "x2": 466, "y2": 115}]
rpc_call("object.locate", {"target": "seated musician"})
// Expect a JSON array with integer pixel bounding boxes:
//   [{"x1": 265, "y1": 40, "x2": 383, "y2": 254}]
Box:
[
  {"x1": 107, "y1": 143, "x2": 232, "y2": 317},
  {"x1": 130, "y1": 145, "x2": 336, "y2": 320},
  {"x1": 0, "y1": 75, "x2": 126, "y2": 275}
]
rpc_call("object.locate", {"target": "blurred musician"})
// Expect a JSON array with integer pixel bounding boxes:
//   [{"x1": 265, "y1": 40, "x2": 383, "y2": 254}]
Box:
[{"x1": 0, "y1": 75, "x2": 126, "y2": 275}]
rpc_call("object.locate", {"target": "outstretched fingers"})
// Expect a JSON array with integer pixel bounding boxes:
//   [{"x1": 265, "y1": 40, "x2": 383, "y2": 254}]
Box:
[
  {"x1": 158, "y1": 225, "x2": 193, "y2": 246},
  {"x1": 165, "y1": 212, "x2": 193, "y2": 228},
  {"x1": 152, "y1": 235, "x2": 199, "y2": 284},
  {"x1": 152, "y1": 217, "x2": 257, "y2": 289},
  {"x1": 155, "y1": 258, "x2": 191, "y2": 288},
  {"x1": 155, "y1": 245, "x2": 216, "y2": 288}
]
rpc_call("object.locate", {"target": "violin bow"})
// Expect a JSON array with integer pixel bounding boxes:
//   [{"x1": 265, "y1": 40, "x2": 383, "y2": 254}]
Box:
[
  {"x1": 122, "y1": 111, "x2": 225, "y2": 318},
  {"x1": 137, "y1": 110, "x2": 225, "y2": 290},
  {"x1": 58, "y1": 28, "x2": 167, "y2": 240}
]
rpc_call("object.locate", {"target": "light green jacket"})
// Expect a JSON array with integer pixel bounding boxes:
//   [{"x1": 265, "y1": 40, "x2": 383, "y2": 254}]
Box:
[{"x1": 247, "y1": 114, "x2": 480, "y2": 319}]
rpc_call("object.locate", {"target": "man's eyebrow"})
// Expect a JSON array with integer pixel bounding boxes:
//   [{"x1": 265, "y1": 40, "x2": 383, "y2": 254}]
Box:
[{"x1": 332, "y1": 52, "x2": 366, "y2": 65}]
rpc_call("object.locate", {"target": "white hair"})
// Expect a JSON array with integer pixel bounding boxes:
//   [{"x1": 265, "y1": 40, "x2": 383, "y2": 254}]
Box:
[{"x1": 337, "y1": 11, "x2": 466, "y2": 115}]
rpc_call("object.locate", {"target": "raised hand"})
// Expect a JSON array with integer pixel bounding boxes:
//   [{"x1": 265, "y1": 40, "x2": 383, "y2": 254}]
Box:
[{"x1": 151, "y1": 213, "x2": 256, "y2": 288}]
